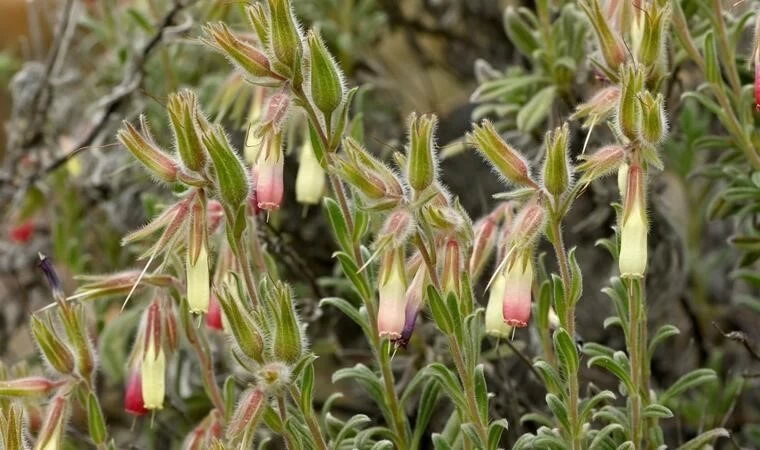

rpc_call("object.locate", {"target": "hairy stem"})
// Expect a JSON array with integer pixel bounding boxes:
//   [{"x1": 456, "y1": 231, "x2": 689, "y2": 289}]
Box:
[
  {"x1": 290, "y1": 386, "x2": 329, "y2": 450},
  {"x1": 627, "y1": 278, "x2": 643, "y2": 448},
  {"x1": 184, "y1": 320, "x2": 226, "y2": 415}
]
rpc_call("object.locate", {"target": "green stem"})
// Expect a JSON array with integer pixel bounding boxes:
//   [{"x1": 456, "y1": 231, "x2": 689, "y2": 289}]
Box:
[
  {"x1": 710, "y1": 0, "x2": 742, "y2": 96},
  {"x1": 233, "y1": 239, "x2": 260, "y2": 307},
  {"x1": 277, "y1": 395, "x2": 297, "y2": 450},
  {"x1": 450, "y1": 336, "x2": 489, "y2": 446},
  {"x1": 627, "y1": 278, "x2": 643, "y2": 448},
  {"x1": 184, "y1": 320, "x2": 227, "y2": 415},
  {"x1": 548, "y1": 216, "x2": 580, "y2": 450},
  {"x1": 290, "y1": 386, "x2": 329, "y2": 450}
]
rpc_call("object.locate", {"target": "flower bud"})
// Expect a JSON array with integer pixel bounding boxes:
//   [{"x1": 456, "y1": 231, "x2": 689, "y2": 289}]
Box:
[
  {"x1": 377, "y1": 247, "x2": 408, "y2": 340},
  {"x1": 187, "y1": 197, "x2": 210, "y2": 314},
  {"x1": 117, "y1": 119, "x2": 178, "y2": 183},
  {"x1": 58, "y1": 304, "x2": 95, "y2": 382},
  {"x1": 35, "y1": 395, "x2": 67, "y2": 450},
  {"x1": 485, "y1": 270, "x2": 511, "y2": 338},
  {"x1": 167, "y1": 90, "x2": 208, "y2": 172},
  {"x1": 295, "y1": 138, "x2": 326, "y2": 205},
  {"x1": 637, "y1": 2, "x2": 670, "y2": 70},
  {"x1": 470, "y1": 212, "x2": 499, "y2": 281},
  {"x1": 619, "y1": 164, "x2": 648, "y2": 278},
  {"x1": 3, "y1": 405, "x2": 28, "y2": 450},
  {"x1": 397, "y1": 265, "x2": 427, "y2": 348},
  {"x1": 202, "y1": 125, "x2": 251, "y2": 211},
  {"x1": 638, "y1": 91, "x2": 668, "y2": 145},
  {"x1": 124, "y1": 369, "x2": 148, "y2": 416},
  {"x1": 268, "y1": 0, "x2": 302, "y2": 76},
  {"x1": 267, "y1": 282, "x2": 304, "y2": 364},
  {"x1": 502, "y1": 254, "x2": 533, "y2": 328},
  {"x1": 337, "y1": 138, "x2": 404, "y2": 208},
  {"x1": 217, "y1": 277, "x2": 265, "y2": 363},
  {"x1": 377, "y1": 209, "x2": 414, "y2": 249},
  {"x1": 510, "y1": 198, "x2": 546, "y2": 249},
  {"x1": 570, "y1": 86, "x2": 621, "y2": 129},
  {"x1": 70, "y1": 271, "x2": 176, "y2": 302},
  {"x1": 576, "y1": 145, "x2": 627, "y2": 187},
  {"x1": 580, "y1": 0, "x2": 626, "y2": 72},
  {"x1": 206, "y1": 293, "x2": 224, "y2": 331},
  {"x1": 141, "y1": 302, "x2": 165, "y2": 410},
  {"x1": 617, "y1": 65, "x2": 645, "y2": 141},
  {"x1": 202, "y1": 23, "x2": 275, "y2": 81},
  {"x1": 262, "y1": 93, "x2": 291, "y2": 132},
  {"x1": 246, "y1": 3, "x2": 270, "y2": 46},
  {"x1": 542, "y1": 123, "x2": 572, "y2": 196},
  {"x1": 406, "y1": 113, "x2": 438, "y2": 192},
  {"x1": 442, "y1": 239, "x2": 461, "y2": 298},
  {"x1": 255, "y1": 131, "x2": 285, "y2": 211},
  {"x1": 0, "y1": 377, "x2": 61, "y2": 398},
  {"x1": 469, "y1": 120, "x2": 537, "y2": 188},
  {"x1": 30, "y1": 316, "x2": 75, "y2": 375},
  {"x1": 307, "y1": 30, "x2": 344, "y2": 123},
  {"x1": 227, "y1": 387, "x2": 266, "y2": 444}
]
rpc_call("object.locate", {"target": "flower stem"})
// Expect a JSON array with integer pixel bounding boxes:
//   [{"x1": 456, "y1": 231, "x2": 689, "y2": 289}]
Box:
[
  {"x1": 627, "y1": 278, "x2": 643, "y2": 448},
  {"x1": 184, "y1": 319, "x2": 226, "y2": 415},
  {"x1": 290, "y1": 386, "x2": 329, "y2": 450}
]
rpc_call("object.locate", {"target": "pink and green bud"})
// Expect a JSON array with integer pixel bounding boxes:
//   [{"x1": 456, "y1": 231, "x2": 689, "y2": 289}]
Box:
[
  {"x1": 262, "y1": 92, "x2": 291, "y2": 132},
  {"x1": 398, "y1": 265, "x2": 427, "y2": 348},
  {"x1": 117, "y1": 118, "x2": 179, "y2": 183},
  {"x1": 510, "y1": 198, "x2": 546, "y2": 249},
  {"x1": 378, "y1": 209, "x2": 414, "y2": 249},
  {"x1": 576, "y1": 145, "x2": 627, "y2": 187},
  {"x1": 617, "y1": 65, "x2": 645, "y2": 141},
  {"x1": 295, "y1": 139, "x2": 326, "y2": 205},
  {"x1": 187, "y1": 197, "x2": 210, "y2": 314},
  {"x1": 0, "y1": 377, "x2": 61, "y2": 398},
  {"x1": 406, "y1": 113, "x2": 438, "y2": 192},
  {"x1": 469, "y1": 120, "x2": 537, "y2": 188},
  {"x1": 502, "y1": 253, "x2": 533, "y2": 328},
  {"x1": 70, "y1": 271, "x2": 176, "y2": 302},
  {"x1": 30, "y1": 316, "x2": 75, "y2": 375},
  {"x1": 203, "y1": 125, "x2": 251, "y2": 211},
  {"x1": 35, "y1": 395, "x2": 67, "y2": 450},
  {"x1": 246, "y1": 4, "x2": 270, "y2": 48},
  {"x1": 307, "y1": 30, "x2": 345, "y2": 123},
  {"x1": 542, "y1": 123, "x2": 572, "y2": 196},
  {"x1": 124, "y1": 369, "x2": 148, "y2": 417},
  {"x1": 255, "y1": 131, "x2": 285, "y2": 211},
  {"x1": 485, "y1": 270, "x2": 511, "y2": 338},
  {"x1": 3, "y1": 405, "x2": 28, "y2": 450},
  {"x1": 442, "y1": 239, "x2": 461, "y2": 298},
  {"x1": 227, "y1": 387, "x2": 266, "y2": 444},
  {"x1": 377, "y1": 247, "x2": 408, "y2": 340},
  {"x1": 202, "y1": 23, "x2": 277, "y2": 82},
  {"x1": 338, "y1": 138, "x2": 404, "y2": 206},
  {"x1": 58, "y1": 304, "x2": 95, "y2": 382},
  {"x1": 268, "y1": 0, "x2": 303, "y2": 77},
  {"x1": 638, "y1": 91, "x2": 668, "y2": 145},
  {"x1": 570, "y1": 86, "x2": 621, "y2": 129},
  {"x1": 141, "y1": 301, "x2": 166, "y2": 410},
  {"x1": 580, "y1": 0, "x2": 626, "y2": 72},
  {"x1": 619, "y1": 164, "x2": 648, "y2": 278},
  {"x1": 469, "y1": 212, "x2": 499, "y2": 281}
]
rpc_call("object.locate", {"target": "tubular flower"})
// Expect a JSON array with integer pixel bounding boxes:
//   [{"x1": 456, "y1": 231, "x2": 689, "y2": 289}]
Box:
[
  {"x1": 398, "y1": 265, "x2": 427, "y2": 348},
  {"x1": 255, "y1": 131, "x2": 285, "y2": 211},
  {"x1": 206, "y1": 293, "x2": 224, "y2": 331},
  {"x1": 502, "y1": 254, "x2": 533, "y2": 328},
  {"x1": 377, "y1": 247, "x2": 408, "y2": 340},
  {"x1": 485, "y1": 269, "x2": 511, "y2": 338},
  {"x1": 141, "y1": 302, "x2": 166, "y2": 410},
  {"x1": 295, "y1": 138, "x2": 326, "y2": 205},
  {"x1": 124, "y1": 369, "x2": 148, "y2": 416},
  {"x1": 187, "y1": 196, "x2": 210, "y2": 314},
  {"x1": 619, "y1": 163, "x2": 648, "y2": 278}
]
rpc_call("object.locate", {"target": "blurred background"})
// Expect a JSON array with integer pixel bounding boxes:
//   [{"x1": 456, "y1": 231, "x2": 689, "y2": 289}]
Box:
[{"x1": 0, "y1": 0, "x2": 758, "y2": 448}]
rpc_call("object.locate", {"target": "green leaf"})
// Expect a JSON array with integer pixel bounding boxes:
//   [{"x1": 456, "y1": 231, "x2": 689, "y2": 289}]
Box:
[
  {"x1": 487, "y1": 419, "x2": 509, "y2": 450},
  {"x1": 533, "y1": 360, "x2": 563, "y2": 393},
  {"x1": 334, "y1": 252, "x2": 372, "y2": 303},
  {"x1": 589, "y1": 423, "x2": 624, "y2": 449},
  {"x1": 660, "y1": 368, "x2": 718, "y2": 404},
  {"x1": 334, "y1": 414, "x2": 371, "y2": 447},
  {"x1": 554, "y1": 327, "x2": 579, "y2": 377},
  {"x1": 546, "y1": 393, "x2": 571, "y2": 433},
  {"x1": 587, "y1": 355, "x2": 633, "y2": 392},
  {"x1": 333, "y1": 365, "x2": 391, "y2": 423},
  {"x1": 516, "y1": 86, "x2": 557, "y2": 132},
  {"x1": 424, "y1": 363, "x2": 467, "y2": 412},
  {"x1": 551, "y1": 275, "x2": 567, "y2": 329},
  {"x1": 87, "y1": 393, "x2": 107, "y2": 445},
  {"x1": 580, "y1": 390, "x2": 616, "y2": 424},
  {"x1": 474, "y1": 364, "x2": 489, "y2": 422},
  {"x1": 568, "y1": 247, "x2": 583, "y2": 305},
  {"x1": 676, "y1": 428, "x2": 729, "y2": 450},
  {"x1": 462, "y1": 423, "x2": 484, "y2": 447},
  {"x1": 320, "y1": 297, "x2": 371, "y2": 338},
  {"x1": 427, "y1": 286, "x2": 454, "y2": 334},
  {"x1": 648, "y1": 324, "x2": 680, "y2": 358},
  {"x1": 300, "y1": 363, "x2": 314, "y2": 412},
  {"x1": 432, "y1": 434, "x2": 453, "y2": 450},
  {"x1": 411, "y1": 381, "x2": 441, "y2": 448},
  {"x1": 616, "y1": 442, "x2": 635, "y2": 450},
  {"x1": 325, "y1": 198, "x2": 353, "y2": 254},
  {"x1": 370, "y1": 440, "x2": 395, "y2": 450},
  {"x1": 642, "y1": 403, "x2": 673, "y2": 419}
]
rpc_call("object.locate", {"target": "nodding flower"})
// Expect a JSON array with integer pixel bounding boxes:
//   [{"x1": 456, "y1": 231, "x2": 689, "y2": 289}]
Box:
[
  {"x1": 140, "y1": 301, "x2": 166, "y2": 410},
  {"x1": 397, "y1": 264, "x2": 427, "y2": 348},
  {"x1": 206, "y1": 293, "x2": 224, "y2": 331},
  {"x1": 619, "y1": 163, "x2": 648, "y2": 278},
  {"x1": 187, "y1": 196, "x2": 210, "y2": 314},
  {"x1": 255, "y1": 131, "x2": 284, "y2": 211},
  {"x1": 502, "y1": 252, "x2": 534, "y2": 328},
  {"x1": 295, "y1": 138, "x2": 327, "y2": 205},
  {"x1": 485, "y1": 268, "x2": 511, "y2": 338},
  {"x1": 377, "y1": 247, "x2": 408, "y2": 341},
  {"x1": 124, "y1": 369, "x2": 148, "y2": 416}
]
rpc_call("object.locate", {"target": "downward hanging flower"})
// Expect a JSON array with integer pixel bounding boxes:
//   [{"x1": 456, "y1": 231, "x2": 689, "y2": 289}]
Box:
[
  {"x1": 141, "y1": 301, "x2": 166, "y2": 410},
  {"x1": 295, "y1": 138, "x2": 326, "y2": 205},
  {"x1": 255, "y1": 131, "x2": 285, "y2": 211},
  {"x1": 377, "y1": 247, "x2": 408, "y2": 340},
  {"x1": 619, "y1": 163, "x2": 648, "y2": 278},
  {"x1": 187, "y1": 195, "x2": 210, "y2": 314},
  {"x1": 502, "y1": 252, "x2": 533, "y2": 328},
  {"x1": 124, "y1": 369, "x2": 148, "y2": 416},
  {"x1": 398, "y1": 264, "x2": 427, "y2": 348}
]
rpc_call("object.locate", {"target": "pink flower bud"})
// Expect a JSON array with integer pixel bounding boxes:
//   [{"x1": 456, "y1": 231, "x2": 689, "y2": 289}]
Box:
[
  {"x1": 377, "y1": 248, "x2": 408, "y2": 340},
  {"x1": 0, "y1": 377, "x2": 61, "y2": 398},
  {"x1": 227, "y1": 387, "x2": 266, "y2": 442},
  {"x1": 510, "y1": 198, "x2": 546, "y2": 249},
  {"x1": 469, "y1": 213, "x2": 499, "y2": 280},
  {"x1": 37, "y1": 395, "x2": 68, "y2": 450},
  {"x1": 502, "y1": 256, "x2": 533, "y2": 328},
  {"x1": 442, "y1": 239, "x2": 461, "y2": 298},
  {"x1": 255, "y1": 132, "x2": 285, "y2": 211},
  {"x1": 124, "y1": 370, "x2": 148, "y2": 416},
  {"x1": 206, "y1": 293, "x2": 224, "y2": 331}
]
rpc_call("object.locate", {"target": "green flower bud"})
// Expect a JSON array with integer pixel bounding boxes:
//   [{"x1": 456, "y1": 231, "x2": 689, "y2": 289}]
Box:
[
  {"x1": 266, "y1": 282, "x2": 304, "y2": 364},
  {"x1": 617, "y1": 65, "x2": 645, "y2": 141},
  {"x1": 580, "y1": 0, "x2": 626, "y2": 72},
  {"x1": 167, "y1": 90, "x2": 207, "y2": 172},
  {"x1": 307, "y1": 30, "x2": 345, "y2": 125},
  {"x1": 406, "y1": 113, "x2": 438, "y2": 192},
  {"x1": 468, "y1": 120, "x2": 537, "y2": 188},
  {"x1": 0, "y1": 377, "x2": 61, "y2": 398},
  {"x1": 246, "y1": 4, "x2": 270, "y2": 48},
  {"x1": 638, "y1": 91, "x2": 668, "y2": 145},
  {"x1": 637, "y1": 2, "x2": 671, "y2": 70},
  {"x1": 268, "y1": 0, "x2": 302, "y2": 76},
  {"x1": 3, "y1": 405, "x2": 27, "y2": 450},
  {"x1": 542, "y1": 123, "x2": 572, "y2": 196},
  {"x1": 117, "y1": 118, "x2": 178, "y2": 183},
  {"x1": 217, "y1": 276, "x2": 265, "y2": 364},
  {"x1": 704, "y1": 31, "x2": 721, "y2": 86},
  {"x1": 202, "y1": 125, "x2": 251, "y2": 211},
  {"x1": 58, "y1": 304, "x2": 95, "y2": 382},
  {"x1": 30, "y1": 316, "x2": 75, "y2": 375},
  {"x1": 202, "y1": 23, "x2": 276, "y2": 82}
]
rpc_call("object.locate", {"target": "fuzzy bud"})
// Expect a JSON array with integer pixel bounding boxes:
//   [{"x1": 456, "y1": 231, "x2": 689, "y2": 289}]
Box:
[
  {"x1": 469, "y1": 120, "x2": 537, "y2": 188},
  {"x1": 202, "y1": 125, "x2": 251, "y2": 211},
  {"x1": 58, "y1": 304, "x2": 95, "y2": 382},
  {"x1": 307, "y1": 30, "x2": 344, "y2": 123},
  {"x1": 509, "y1": 198, "x2": 546, "y2": 249},
  {"x1": 267, "y1": 282, "x2": 304, "y2": 364},
  {"x1": 187, "y1": 197, "x2": 210, "y2": 314},
  {"x1": 30, "y1": 316, "x2": 75, "y2": 375},
  {"x1": 167, "y1": 90, "x2": 208, "y2": 172},
  {"x1": 203, "y1": 23, "x2": 275, "y2": 81},
  {"x1": 117, "y1": 119, "x2": 178, "y2": 183},
  {"x1": 268, "y1": 0, "x2": 302, "y2": 76},
  {"x1": 227, "y1": 387, "x2": 266, "y2": 444},
  {"x1": 570, "y1": 87, "x2": 621, "y2": 129},
  {"x1": 218, "y1": 277, "x2": 265, "y2": 363},
  {"x1": 295, "y1": 139, "x2": 326, "y2": 205},
  {"x1": 469, "y1": 212, "x2": 499, "y2": 281},
  {"x1": 378, "y1": 209, "x2": 414, "y2": 249},
  {"x1": 617, "y1": 65, "x2": 645, "y2": 141},
  {"x1": 577, "y1": 145, "x2": 627, "y2": 186},
  {"x1": 542, "y1": 123, "x2": 572, "y2": 196},
  {"x1": 35, "y1": 395, "x2": 67, "y2": 450},
  {"x1": 377, "y1": 247, "x2": 408, "y2": 340},
  {"x1": 442, "y1": 239, "x2": 461, "y2": 298},
  {"x1": 580, "y1": 0, "x2": 626, "y2": 72},
  {"x1": 619, "y1": 164, "x2": 648, "y2": 278},
  {"x1": 638, "y1": 91, "x2": 668, "y2": 145},
  {"x1": 0, "y1": 377, "x2": 61, "y2": 399},
  {"x1": 637, "y1": 2, "x2": 670, "y2": 70},
  {"x1": 337, "y1": 138, "x2": 404, "y2": 207},
  {"x1": 406, "y1": 113, "x2": 438, "y2": 192}
]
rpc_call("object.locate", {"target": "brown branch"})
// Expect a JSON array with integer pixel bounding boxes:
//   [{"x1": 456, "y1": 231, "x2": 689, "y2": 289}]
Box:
[{"x1": 713, "y1": 321, "x2": 760, "y2": 362}]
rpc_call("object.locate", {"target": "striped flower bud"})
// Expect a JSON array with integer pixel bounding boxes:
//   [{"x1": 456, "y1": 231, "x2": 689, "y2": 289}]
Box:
[
  {"x1": 295, "y1": 138, "x2": 326, "y2": 205},
  {"x1": 377, "y1": 247, "x2": 408, "y2": 340},
  {"x1": 267, "y1": 282, "x2": 304, "y2": 364},
  {"x1": 306, "y1": 30, "x2": 345, "y2": 124},
  {"x1": 30, "y1": 316, "x2": 75, "y2": 375},
  {"x1": 217, "y1": 276, "x2": 265, "y2": 363},
  {"x1": 167, "y1": 90, "x2": 207, "y2": 172},
  {"x1": 485, "y1": 269, "x2": 511, "y2": 338},
  {"x1": 510, "y1": 198, "x2": 546, "y2": 249},
  {"x1": 570, "y1": 86, "x2": 621, "y2": 128},
  {"x1": 619, "y1": 163, "x2": 648, "y2": 278},
  {"x1": 469, "y1": 211, "x2": 499, "y2": 281},
  {"x1": 406, "y1": 113, "x2": 438, "y2": 192},
  {"x1": 35, "y1": 395, "x2": 67, "y2": 450},
  {"x1": 638, "y1": 91, "x2": 668, "y2": 145},
  {"x1": 268, "y1": 0, "x2": 303, "y2": 77},
  {"x1": 227, "y1": 387, "x2": 266, "y2": 445},
  {"x1": 542, "y1": 123, "x2": 572, "y2": 196},
  {"x1": 469, "y1": 120, "x2": 537, "y2": 188},
  {"x1": 502, "y1": 254, "x2": 533, "y2": 328},
  {"x1": 0, "y1": 377, "x2": 61, "y2": 398},
  {"x1": 202, "y1": 23, "x2": 277, "y2": 82},
  {"x1": 580, "y1": 0, "x2": 626, "y2": 72},
  {"x1": 617, "y1": 65, "x2": 645, "y2": 141},
  {"x1": 141, "y1": 301, "x2": 165, "y2": 410},
  {"x1": 442, "y1": 239, "x2": 461, "y2": 299},
  {"x1": 576, "y1": 145, "x2": 627, "y2": 187},
  {"x1": 117, "y1": 118, "x2": 179, "y2": 183}
]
